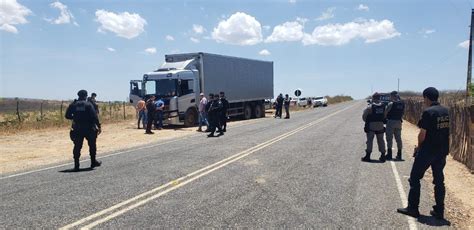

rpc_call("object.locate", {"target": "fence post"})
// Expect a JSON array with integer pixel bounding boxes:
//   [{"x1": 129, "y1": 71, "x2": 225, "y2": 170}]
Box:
[
  {"x1": 60, "y1": 101, "x2": 64, "y2": 122},
  {"x1": 40, "y1": 101, "x2": 43, "y2": 121},
  {"x1": 123, "y1": 102, "x2": 126, "y2": 120},
  {"x1": 16, "y1": 98, "x2": 21, "y2": 123},
  {"x1": 109, "y1": 101, "x2": 112, "y2": 119}
]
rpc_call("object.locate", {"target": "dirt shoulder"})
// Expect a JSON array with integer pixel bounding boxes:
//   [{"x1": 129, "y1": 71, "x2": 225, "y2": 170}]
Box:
[
  {"x1": 0, "y1": 116, "x2": 272, "y2": 175},
  {"x1": 402, "y1": 121, "x2": 474, "y2": 229}
]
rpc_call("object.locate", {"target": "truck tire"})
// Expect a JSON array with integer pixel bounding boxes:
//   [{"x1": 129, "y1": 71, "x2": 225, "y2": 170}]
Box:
[
  {"x1": 184, "y1": 108, "x2": 197, "y2": 127},
  {"x1": 254, "y1": 103, "x2": 264, "y2": 118},
  {"x1": 243, "y1": 104, "x2": 252, "y2": 120}
]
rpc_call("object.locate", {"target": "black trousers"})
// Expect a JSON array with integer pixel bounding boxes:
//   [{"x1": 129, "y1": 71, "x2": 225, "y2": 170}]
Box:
[
  {"x1": 146, "y1": 112, "x2": 155, "y2": 132},
  {"x1": 209, "y1": 114, "x2": 222, "y2": 134},
  {"x1": 408, "y1": 148, "x2": 447, "y2": 213},
  {"x1": 220, "y1": 111, "x2": 227, "y2": 130},
  {"x1": 73, "y1": 129, "x2": 97, "y2": 160},
  {"x1": 284, "y1": 105, "x2": 290, "y2": 118}
]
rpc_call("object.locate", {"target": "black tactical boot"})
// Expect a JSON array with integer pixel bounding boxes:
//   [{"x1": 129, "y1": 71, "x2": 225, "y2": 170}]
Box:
[
  {"x1": 397, "y1": 207, "x2": 420, "y2": 218},
  {"x1": 361, "y1": 151, "x2": 371, "y2": 162},
  {"x1": 386, "y1": 149, "x2": 393, "y2": 160},
  {"x1": 90, "y1": 156, "x2": 102, "y2": 168},
  {"x1": 379, "y1": 152, "x2": 386, "y2": 163},
  {"x1": 396, "y1": 149, "x2": 402, "y2": 161},
  {"x1": 430, "y1": 207, "x2": 444, "y2": 220},
  {"x1": 73, "y1": 159, "x2": 80, "y2": 172}
]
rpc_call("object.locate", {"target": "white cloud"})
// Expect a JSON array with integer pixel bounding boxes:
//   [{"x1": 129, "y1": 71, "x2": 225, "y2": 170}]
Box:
[
  {"x1": 265, "y1": 21, "x2": 304, "y2": 43},
  {"x1": 357, "y1": 4, "x2": 370, "y2": 11},
  {"x1": 316, "y1": 7, "x2": 335, "y2": 21},
  {"x1": 144, "y1": 47, "x2": 157, "y2": 54},
  {"x1": 0, "y1": 0, "x2": 32, "y2": 34},
  {"x1": 107, "y1": 47, "x2": 115, "y2": 52},
  {"x1": 46, "y1": 1, "x2": 78, "y2": 26},
  {"x1": 211, "y1": 12, "x2": 263, "y2": 46},
  {"x1": 192, "y1": 24, "x2": 205, "y2": 34},
  {"x1": 259, "y1": 49, "x2": 271, "y2": 56},
  {"x1": 459, "y1": 40, "x2": 469, "y2": 49},
  {"x1": 190, "y1": 37, "x2": 200, "y2": 43},
  {"x1": 303, "y1": 19, "x2": 400, "y2": 46},
  {"x1": 420, "y1": 28, "x2": 435, "y2": 34},
  {"x1": 95, "y1": 10, "x2": 147, "y2": 39},
  {"x1": 289, "y1": 0, "x2": 296, "y2": 4},
  {"x1": 165, "y1": 35, "x2": 174, "y2": 41}
]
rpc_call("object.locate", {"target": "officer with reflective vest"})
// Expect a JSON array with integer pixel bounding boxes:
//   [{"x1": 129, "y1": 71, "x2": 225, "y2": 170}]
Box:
[
  {"x1": 65, "y1": 90, "x2": 102, "y2": 171},
  {"x1": 398, "y1": 87, "x2": 450, "y2": 220},
  {"x1": 362, "y1": 93, "x2": 387, "y2": 162},
  {"x1": 385, "y1": 91, "x2": 405, "y2": 160}
]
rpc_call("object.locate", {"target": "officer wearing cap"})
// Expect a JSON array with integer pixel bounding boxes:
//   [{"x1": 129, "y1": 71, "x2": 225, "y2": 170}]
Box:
[
  {"x1": 207, "y1": 93, "x2": 224, "y2": 137},
  {"x1": 385, "y1": 91, "x2": 405, "y2": 160},
  {"x1": 65, "y1": 90, "x2": 102, "y2": 171},
  {"x1": 361, "y1": 93, "x2": 387, "y2": 162},
  {"x1": 398, "y1": 87, "x2": 450, "y2": 220}
]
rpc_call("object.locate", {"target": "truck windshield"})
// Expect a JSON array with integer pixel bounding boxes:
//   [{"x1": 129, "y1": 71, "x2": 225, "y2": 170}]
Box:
[{"x1": 155, "y1": 79, "x2": 178, "y2": 97}]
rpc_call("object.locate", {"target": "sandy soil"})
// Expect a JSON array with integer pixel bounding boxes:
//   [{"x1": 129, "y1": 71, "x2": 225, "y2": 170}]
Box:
[
  {"x1": 401, "y1": 121, "x2": 474, "y2": 229},
  {"x1": 0, "y1": 117, "x2": 269, "y2": 174}
]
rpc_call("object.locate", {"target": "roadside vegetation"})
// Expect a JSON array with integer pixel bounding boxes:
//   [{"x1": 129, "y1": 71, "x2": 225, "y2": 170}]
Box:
[{"x1": 325, "y1": 95, "x2": 353, "y2": 104}]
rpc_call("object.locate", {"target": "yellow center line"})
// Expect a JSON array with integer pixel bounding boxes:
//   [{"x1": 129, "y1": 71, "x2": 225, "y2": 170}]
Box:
[{"x1": 60, "y1": 102, "x2": 361, "y2": 230}]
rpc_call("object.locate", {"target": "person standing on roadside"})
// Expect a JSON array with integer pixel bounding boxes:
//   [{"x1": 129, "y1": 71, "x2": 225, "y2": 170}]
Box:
[
  {"x1": 65, "y1": 90, "x2": 102, "y2": 171},
  {"x1": 87, "y1": 92, "x2": 99, "y2": 115},
  {"x1": 219, "y1": 91, "x2": 229, "y2": 132},
  {"x1": 275, "y1": 93, "x2": 283, "y2": 118},
  {"x1": 385, "y1": 91, "x2": 405, "y2": 160},
  {"x1": 207, "y1": 93, "x2": 223, "y2": 137},
  {"x1": 136, "y1": 99, "x2": 147, "y2": 129},
  {"x1": 284, "y1": 94, "x2": 290, "y2": 119},
  {"x1": 154, "y1": 96, "x2": 165, "y2": 130},
  {"x1": 145, "y1": 95, "x2": 156, "y2": 134},
  {"x1": 397, "y1": 87, "x2": 450, "y2": 220},
  {"x1": 361, "y1": 93, "x2": 387, "y2": 162},
  {"x1": 197, "y1": 93, "x2": 209, "y2": 132}
]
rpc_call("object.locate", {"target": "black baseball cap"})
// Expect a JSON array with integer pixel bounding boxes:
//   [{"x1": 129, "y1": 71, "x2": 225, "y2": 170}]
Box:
[
  {"x1": 422, "y1": 87, "x2": 439, "y2": 101},
  {"x1": 77, "y1": 90, "x2": 88, "y2": 98}
]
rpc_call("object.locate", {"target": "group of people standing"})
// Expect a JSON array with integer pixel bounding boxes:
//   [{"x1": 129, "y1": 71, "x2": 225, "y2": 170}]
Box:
[
  {"x1": 363, "y1": 88, "x2": 451, "y2": 220},
  {"x1": 362, "y1": 91, "x2": 406, "y2": 162},
  {"x1": 198, "y1": 91, "x2": 229, "y2": 137},
  {"x1": 135, "y1": 95, "x2": 165, "y2": 134},
  {"x1": 274, "y1": 93, "x2": 291, "y2": 119}
]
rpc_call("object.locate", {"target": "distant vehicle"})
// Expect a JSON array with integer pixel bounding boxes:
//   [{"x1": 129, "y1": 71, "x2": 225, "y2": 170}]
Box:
[
  {"x1": 312, "y1": 96, "x2": 328, "y2": 107},
  {"x1": 129, "y1": 52, "x2": 274, "y2": 126},
  {"x1": 297, "y1": 97, "x2": 308, "y2": 107}
]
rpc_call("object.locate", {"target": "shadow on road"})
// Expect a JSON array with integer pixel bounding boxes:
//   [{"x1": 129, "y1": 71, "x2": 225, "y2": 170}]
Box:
[
  {"x1": 59, "y1": 168, "x2": 95, "y2": 173},
  {"x1": 417, "y1": 215, "x2": 451, "y2": 227}
]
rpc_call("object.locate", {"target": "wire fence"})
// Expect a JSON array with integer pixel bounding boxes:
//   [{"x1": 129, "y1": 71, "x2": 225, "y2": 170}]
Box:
[
  {"x1": 0, "y1": 99, "x2": 136, "y2": 134},
  {"x1": 403, "y1": 97, "x2": 474, "y2": 172}
]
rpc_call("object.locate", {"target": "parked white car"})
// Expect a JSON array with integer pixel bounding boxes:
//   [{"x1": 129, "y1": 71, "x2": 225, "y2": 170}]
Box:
[
  {"x1": 312, "y1": 96, "x2": 328, "y2": 107},
  {"x1": 297, "y1": 97, "x2": 308, "y2": 107}
]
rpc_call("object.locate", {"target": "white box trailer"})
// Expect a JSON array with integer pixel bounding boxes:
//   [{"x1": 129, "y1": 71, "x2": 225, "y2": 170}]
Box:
[{"x1": 129, "y1": 52, "x2": 274, "y2": 126}]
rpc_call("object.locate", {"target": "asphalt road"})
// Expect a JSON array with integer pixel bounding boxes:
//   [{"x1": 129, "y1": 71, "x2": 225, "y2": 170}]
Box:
[{"x1": 0, "y1": 101, "x2": 451, "y2": 229}]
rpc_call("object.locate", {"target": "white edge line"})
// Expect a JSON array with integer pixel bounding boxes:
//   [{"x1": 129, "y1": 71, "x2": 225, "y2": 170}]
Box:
[{"x1": 390, "y1": 161, "x2": 418, "y2": 230}]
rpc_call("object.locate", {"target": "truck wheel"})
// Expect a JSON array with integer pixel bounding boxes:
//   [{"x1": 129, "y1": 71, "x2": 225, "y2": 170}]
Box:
[
  {"x1": 254, "y1": 104, "x2": 264, "y2": 118},
  {"x1": 184, "y1": 108, "x2": 197, "y2": 127},
  {"x1": 243, "y1": 104, "x2": 252, "y2": 120}
]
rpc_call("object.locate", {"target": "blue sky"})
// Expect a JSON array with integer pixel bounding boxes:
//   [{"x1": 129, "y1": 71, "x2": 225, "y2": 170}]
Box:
[{"x1": 1, "y1": 0, "x2": 472, "y2": 101}]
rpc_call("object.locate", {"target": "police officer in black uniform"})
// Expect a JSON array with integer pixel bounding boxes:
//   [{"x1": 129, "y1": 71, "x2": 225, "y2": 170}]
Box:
[
  {"x1": 207, "y1": 93, "x2": 224, "y2": 137},
  {"x1": 385, "y1": 91, "x2": 405, "y2": 160},
  {"x1": 219, "y1": 91, "x2": 229, "y2": 132},
  {"x1": 284, "y1": 94, "x2": 290, "y2": 119},
  {"x1": 398, "y1": 87, "x2": 450, "y2": 220},
  {"x1": 361, "y1": 93, "x2": 387, "y2": 162},
  {"x1": 65, "y1": 90, "x2": 102, "y2": 171},
  {"x1": 145, "y1": 95, "x2": 157, "y2": 134}
]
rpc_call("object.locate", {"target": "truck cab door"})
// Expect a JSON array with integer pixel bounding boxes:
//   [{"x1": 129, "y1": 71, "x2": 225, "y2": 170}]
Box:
[
  {"x1": 177, "y1": 79, "x2": 196, "y2": 114},
  {"x1": 129, "y1": 80, "x2": 143, "y2": 105}
]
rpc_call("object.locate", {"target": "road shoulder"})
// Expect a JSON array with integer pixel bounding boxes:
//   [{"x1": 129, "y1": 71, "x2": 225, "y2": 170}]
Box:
[{"x1": 401, "y1": 120, "x2": 474, "y2": 229}]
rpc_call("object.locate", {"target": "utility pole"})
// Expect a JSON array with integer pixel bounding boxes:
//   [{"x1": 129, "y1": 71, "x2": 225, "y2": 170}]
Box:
[{"x1": 466, "y1": 9, "x2": 474, "y2": 105}]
